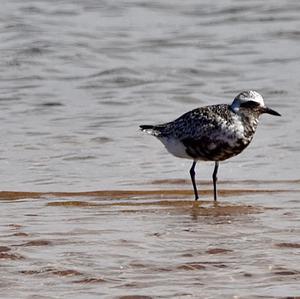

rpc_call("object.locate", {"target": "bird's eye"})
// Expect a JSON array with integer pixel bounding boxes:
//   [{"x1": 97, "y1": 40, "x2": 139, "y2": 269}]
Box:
[{"x1": 240, "y1": 101, "x2": 260, "y2": 108}]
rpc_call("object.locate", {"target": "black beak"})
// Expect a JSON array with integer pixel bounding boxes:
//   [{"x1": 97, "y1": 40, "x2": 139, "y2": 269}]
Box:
[{"x1": 262, "y1": 106, "x2": 281, "y2": 116}]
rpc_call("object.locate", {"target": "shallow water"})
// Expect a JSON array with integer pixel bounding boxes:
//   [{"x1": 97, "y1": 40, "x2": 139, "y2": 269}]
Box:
[
  {"x1": 0, "y1": 0, "x2": 300, "y2": 298},
  {"x1": 1, "y1": 182, "x2": 300, "y2": 298},
  {"x1": 0, "y1": 0, "x2": 299, "y2": 191}
]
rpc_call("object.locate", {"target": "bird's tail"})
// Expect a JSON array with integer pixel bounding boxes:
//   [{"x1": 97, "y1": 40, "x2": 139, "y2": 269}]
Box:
[
  {"x1": 140, "y1": 125, "x2": 154, "y2": 130},
  {"x1": 140, "y1": 125, "x2": 161, "y2": 136}
]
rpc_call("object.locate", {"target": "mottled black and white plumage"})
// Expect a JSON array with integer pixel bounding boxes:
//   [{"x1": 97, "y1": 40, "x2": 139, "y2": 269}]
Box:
[{"x1": 140, "y1": 90, "x2": 281, "y2": 201}]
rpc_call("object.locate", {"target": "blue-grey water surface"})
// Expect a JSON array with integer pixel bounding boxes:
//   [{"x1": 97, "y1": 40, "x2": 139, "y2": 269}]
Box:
[{"x1": 0, "y1": 1, "x2": 300, "y2": 298}]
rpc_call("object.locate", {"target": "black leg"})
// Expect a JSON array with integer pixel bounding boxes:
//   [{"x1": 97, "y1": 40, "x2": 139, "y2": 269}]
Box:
[
  {"x1": 212, "y1": 161, "x2": 219, "y2": 201},
  {"x1": 190, "y1": 161, "x2": 199, "y2": 201}
]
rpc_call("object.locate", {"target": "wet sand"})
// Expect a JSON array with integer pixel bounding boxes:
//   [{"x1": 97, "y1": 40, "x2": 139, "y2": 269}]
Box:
[
  {"x1": 1, "y1": 178, "x2": 299, "y2": 200},
  {"x1": 0, "y1": 180, "x2": 299, "y2": 298}
]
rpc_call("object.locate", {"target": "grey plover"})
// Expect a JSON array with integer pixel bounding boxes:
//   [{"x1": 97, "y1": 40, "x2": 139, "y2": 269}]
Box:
[{"x1": 140, "y1": 90, "x2": 281, "y2": 201}]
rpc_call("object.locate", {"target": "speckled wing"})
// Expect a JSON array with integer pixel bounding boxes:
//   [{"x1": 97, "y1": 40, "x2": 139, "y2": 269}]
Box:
[{"x1": 157, "y1": 104, "x2": 233, "y2": 139}]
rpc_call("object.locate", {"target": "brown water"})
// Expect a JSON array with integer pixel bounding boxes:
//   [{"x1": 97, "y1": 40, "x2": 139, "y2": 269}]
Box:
[
  {"x1": 0, "y1": 0, "x2": 300, "y2": 298},
  {"x1": 1, "y1": 182, "x2": 300, "y2": 298}
]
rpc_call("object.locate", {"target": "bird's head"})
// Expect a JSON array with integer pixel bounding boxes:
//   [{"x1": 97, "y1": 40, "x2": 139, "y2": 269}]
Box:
[{"x1": 230, "y1": 90, "x2": 281, "y2": 117}]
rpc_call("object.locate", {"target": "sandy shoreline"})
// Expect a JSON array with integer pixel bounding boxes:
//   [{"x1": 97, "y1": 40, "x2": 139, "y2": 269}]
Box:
[{"x1": 0, "y1": 187, "x2": 298, "y2": 201}]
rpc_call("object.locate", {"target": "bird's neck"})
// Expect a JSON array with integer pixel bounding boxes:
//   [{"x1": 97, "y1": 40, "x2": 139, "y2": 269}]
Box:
[{"x1": 238, "y1": 110, "x2": 260, "y2": 138}]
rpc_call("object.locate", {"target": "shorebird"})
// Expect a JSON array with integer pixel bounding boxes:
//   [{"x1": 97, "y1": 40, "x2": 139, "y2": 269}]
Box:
[{"x1": 140, "y1": 90, "x2": 281, "y2": 201}]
